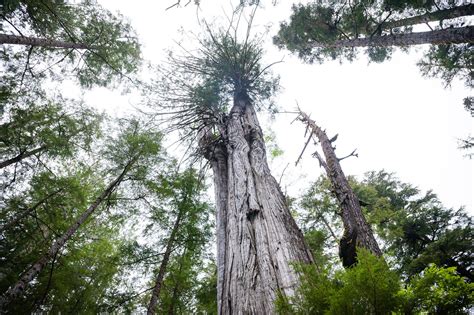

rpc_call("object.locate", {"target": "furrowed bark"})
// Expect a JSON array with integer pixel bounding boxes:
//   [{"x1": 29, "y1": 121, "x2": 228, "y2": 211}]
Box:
[
  {"x1": 201, "y1": 95, "x2": 313, "y2": 314},
  {"x1": 0, "y1": 146, "x2": 46, "y2": 169},
  {"x1": 0, "y1": 156, "x2": 137, "y2": 309},
  {"x1": 147, "y1": 207, "x2": 184, "y2": 315},
  {"x1": 0, "y1": 34, "x2": 90, "y2": 49},
  {"x1": 382, "y1": 4, "x2": 474, "y2": 29},
  {"x1": 298, "y1": 110, "x2": 382, "y2": 267},
  {"x1": 312, "y1": 25, "x2": 474, "y2": 48}
]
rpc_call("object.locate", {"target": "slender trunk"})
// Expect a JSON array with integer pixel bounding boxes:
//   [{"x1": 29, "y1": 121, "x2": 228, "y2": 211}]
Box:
[
  {"x1": 200, "y1": 95, "x2": 313, "y2": 314},
  {"x1": 0, "y1": 188, "x2": 64, "y2": 234},
  {"x1": 166, "y1": 249, "x2": 187, "y2": 315},
  {"x1": 200, "y1": 132, "x2": 228, "y2": 314},
  {"x1": 298, "y1": 111, "x2": 382, "y2": 267},
  {"x1": 314, "y1": 26, "x2": 474, "y2": 49},
  {"x1": 0, "y1": 156, "x2": 136, "y2": 309},
  {"x1": 0, "y1": 34, "x2": 89, "y2": 50},
  {"x1": 319, "y1": 214, "x2": 338, "y2": 244},
  {"x1": 382, "y1": 4, "x2": 474, "y2": 29},
  {"x1": 146, "y1": 208, "x2": 184, "y2": 315},
  {"x1": 0, "y1": 146, "x2": 46, "y2": 169}
]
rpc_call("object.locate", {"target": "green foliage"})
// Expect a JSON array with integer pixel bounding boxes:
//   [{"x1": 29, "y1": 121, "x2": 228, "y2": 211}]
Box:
[
  {"x1": 1, "y1": 94, "x2": 102, "y2": 171},
  {"x1": 102, "y1": 118, "x2": 162, "y2": 174},
  {"x1": 1, "y1": 0, "x2": 141, "y2": 88},
  {"x1": 329, "y1": 249, "x2": 400, "y2": 315},
  {"x1": 302, "y1": 170, "x2": 473, "y2": 280},
  {"x1": 198, "y1": 30, "x2": 279, "y2": 102},
  {"x1": 276, "y1": 249, "x2": 400, "y2": 315},
  {"x1": 278, "y1": 251, "x2": 473, "y2": 314},
  {"x1": 0, "y1": 117, "x2": 171, "y2": 313},
  {"x1": 275, "y1": 1, "x2": 472, "y2": 86},
  {"x1": 418, "y1": 44, "x2": 473, "y2": 88},
  {"x1": 399, "y1": 264, "x2": 474, "y2": 314},
  {"x1": 0, "y1": 167, "x2": 109, "y2": 313},
  {"x1": 264, "y1": 130, "x2": 284, "y2": 159},
  {"x1": 194, "y1": 263, "x2": 218, "y2": 315},
  {"x1": 464, "y1": 96, "x2": 474, "y2": 116},
  {"x1": 156, "y1": 18, "x2": 280, "y2": 141}
]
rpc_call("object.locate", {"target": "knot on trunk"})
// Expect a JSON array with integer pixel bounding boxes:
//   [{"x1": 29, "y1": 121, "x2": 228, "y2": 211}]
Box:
[
  {"x1": 246, "y1": 208, "x2": 260, "y2": 221},
  {"x1": 197, "y1": 128, "x2": 226, "y2": 162}
]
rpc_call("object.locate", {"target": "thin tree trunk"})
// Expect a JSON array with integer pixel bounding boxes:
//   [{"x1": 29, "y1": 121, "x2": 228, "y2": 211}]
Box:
[
  {"x1": 382, "y1": 4, "x2": 474, "y2": 29},
  {"x1": 200, "y1": 95, "x2": 313, "y2": 314},
  {"x1": 319, "y1": 213, "x2": 338, "y2": 244},
  {"x1": 166, "y1": 249, "x2": 187, "y2": 315},
  {"x1": 147, "y1": 208, "x2": 184, "y2": 315},
  {"x1": 0, "y1": 156, "x2": 137, "y2": 309},
  {"x1": 0, "y1": 146, "x2": 46, "y2": 169},
  {"x1": 0, "y1": 34, "x2": 89, "y2": 49},
  {"x1": 297, "y1": 110, "x2": 382, "y2": 267},
  {"x1": 314, "y1": 25, "x2": 474, "y2": 49}
]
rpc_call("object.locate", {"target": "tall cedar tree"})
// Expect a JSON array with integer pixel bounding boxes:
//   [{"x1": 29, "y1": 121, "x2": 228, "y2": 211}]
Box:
[{"x1": 153, "y1": 16, "x2": 313, "y2": 313}]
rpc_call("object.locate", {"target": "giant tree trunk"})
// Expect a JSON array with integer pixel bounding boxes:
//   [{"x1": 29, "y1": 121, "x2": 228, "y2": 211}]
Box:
[
  {"x1": 201, "y1": 95, "x2": 313, "y2": 314},
  {"x1": 381, "y1": 4, "x2": 474, "y2": 30},
  {"x1": 298, "y1": 111, "x2": 382, "y2": 267},
  {"x1": 0, "y1": 34, "x2": 89, "y2": 49},
  {"x1": 0, "y1": 156, "x2": 136, "y2": 309},
  {"x1": 314, "y1": 25, "x2": 474, "y2": 49},
  {"x1": 147, "y1": 208, "x2": 183, "y2": 315}
]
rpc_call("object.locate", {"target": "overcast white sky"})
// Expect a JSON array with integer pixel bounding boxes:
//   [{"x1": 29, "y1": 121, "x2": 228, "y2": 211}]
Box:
[{"x1": 89, "y1": 0, "x2": 473, "y2": 212}]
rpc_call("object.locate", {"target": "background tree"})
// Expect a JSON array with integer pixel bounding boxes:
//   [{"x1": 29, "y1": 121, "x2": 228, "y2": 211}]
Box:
[
  {"x1": 274, "y1": 1, "x2": 473, "y2": 88},
  {"x1": 0, "y1": 119, "x2": 165, "y2": 311},
  {"x1": 146, "y1": 169, "x2": 212, "y2": 315},
  {"x1": 0, "y1": 0, "x2": 141, "y2": 89},
  {"x1": 193, "y1": 262, "x2": 218, "y2": 315}
]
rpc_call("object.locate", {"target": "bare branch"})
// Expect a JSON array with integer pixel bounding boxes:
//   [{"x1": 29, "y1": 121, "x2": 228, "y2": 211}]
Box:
[
  {"x1": 295, "y1": 134, "x2": 312, "y2": 166},
  {"x1": 338, "y1": 149, "x2": 358, "y2": 162}
]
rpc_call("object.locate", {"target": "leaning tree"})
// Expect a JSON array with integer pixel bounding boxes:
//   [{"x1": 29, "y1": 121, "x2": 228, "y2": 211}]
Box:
[{"x1": 152, "y1": 16, "x2": 313, "y2": 313}]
